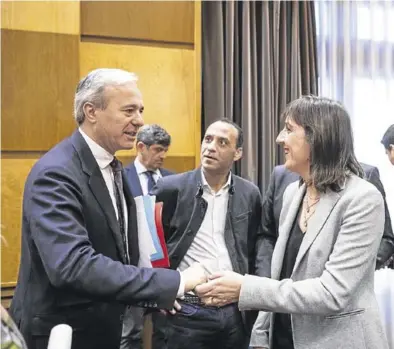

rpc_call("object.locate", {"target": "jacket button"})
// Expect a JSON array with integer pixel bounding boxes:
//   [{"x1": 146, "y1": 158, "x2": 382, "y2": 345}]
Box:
[{"x1": 187, "y1": 229, "x2": 193, "y2": 235}]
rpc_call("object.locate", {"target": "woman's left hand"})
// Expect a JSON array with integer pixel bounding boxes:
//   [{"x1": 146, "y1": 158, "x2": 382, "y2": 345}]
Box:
[{"x1": 194, "y1": 271, "x2": 245, "y2": 307}]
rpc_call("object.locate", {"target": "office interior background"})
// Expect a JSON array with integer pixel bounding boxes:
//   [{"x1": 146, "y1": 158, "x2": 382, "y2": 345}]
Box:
[{"x1": 1, "y1": 0, "x2": 393, "y2": 346}]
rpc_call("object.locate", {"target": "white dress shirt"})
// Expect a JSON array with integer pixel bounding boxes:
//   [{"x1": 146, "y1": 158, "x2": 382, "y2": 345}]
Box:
[
  {"x1": 178, "y1": 170, "x2": 233, "y2": 275},
  {"x1": 134, "y1": 157, "x2": 162, "y2": 195}
]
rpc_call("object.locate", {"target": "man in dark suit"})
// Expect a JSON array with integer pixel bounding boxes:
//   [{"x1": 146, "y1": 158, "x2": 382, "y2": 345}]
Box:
[
  {"x1": 257, "y1": 164, "x2": 394, "y2": 278},
  {"x1": 9, "y1": 68, "x2": 206, "y2": 349},
  {"x1": 123, "y1": 124, "x2": 174, "y2": 349},
  {"x1": 124, "y1": 124, "x2": 173, "y2": 198},
  {"x1": 151, "y1": 119, "x2": 263, "y2": 349}
]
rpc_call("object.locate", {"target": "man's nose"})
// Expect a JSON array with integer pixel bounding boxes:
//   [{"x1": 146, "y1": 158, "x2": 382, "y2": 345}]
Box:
[
  {"x1": 206, "y1": 141, "x2": 217, "y2": 152},
  {"x1": 132, "y1": 113, "x2": 144, "y2": 129}
]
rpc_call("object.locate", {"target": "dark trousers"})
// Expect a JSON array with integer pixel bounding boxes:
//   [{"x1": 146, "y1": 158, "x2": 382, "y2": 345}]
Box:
[
  {"x1": 166, "y1": 301, "x2": 249, "y2": 349},
  {"x1": 120, "y1": 306, "x2": 144, "y2": 349},
  {"x1": 119, "y1": 307, "x2": 168, "y2": 349},
  {"x1": 151, "y1": 311, "x2": 168, "y2": 349}
]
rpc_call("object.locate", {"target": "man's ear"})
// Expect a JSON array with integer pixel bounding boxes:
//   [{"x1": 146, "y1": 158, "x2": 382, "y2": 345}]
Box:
[
  {"x1": 234, "y1": 147, "x2": 243, "y2": 162},
  {"x1": 83, "y1": 102, "x2": 97, "y2": 124},
  {"x1": 136, "y1": 141, "x2": 145, "y2": 152},
  {"x1": 390, "y1": 144, "x2": 394, "y2": 151}
]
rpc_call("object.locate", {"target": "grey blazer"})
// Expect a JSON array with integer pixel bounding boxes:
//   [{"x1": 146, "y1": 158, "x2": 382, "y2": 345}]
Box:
[{"x1": 239, "y1": 174, "x2": 388, "y2": 349}]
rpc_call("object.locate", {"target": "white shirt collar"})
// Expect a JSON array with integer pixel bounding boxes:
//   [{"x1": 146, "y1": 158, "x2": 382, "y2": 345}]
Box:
[
  {"x1": 79, "y1": 128, "x2": 114, "y2": 169},
  {"x1": 134, "y1": 157, "x2": 161, "y2": 177},
  {"x1": 201, "y1": 168, "x2": 231, "y2": 192}
]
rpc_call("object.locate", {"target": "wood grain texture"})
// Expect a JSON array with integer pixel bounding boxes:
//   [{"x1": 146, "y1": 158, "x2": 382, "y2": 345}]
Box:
[
  {"x1": 194, "y1": 0, "x2": 202, "y2": 167},
  {"x1": 1, "y1": 156, "x2": 41, "y2": 287},
  {"x1": 1, "y1": 286, "x2": 15, "y2": 309},
  {"x1": 80, "y1": 41, "x2": 196, "y2": 156},
  {"x1": 81, "y1": 1, "x2": 194, "y2": 44},
  {"x1": 1, "y1": 1, "x2": 80, "y2": 35},
  {"x1": 117, "y1": 155, "x2": 196, "y2": 174},
  {"x1": 1, "y1": 29, "x2": 79, "y2": 151}
]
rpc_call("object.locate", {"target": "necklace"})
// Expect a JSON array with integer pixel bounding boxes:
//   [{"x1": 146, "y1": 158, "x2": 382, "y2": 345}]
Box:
[{"x1": 303, "y1": 193, "x2": 320, "y2": 228}]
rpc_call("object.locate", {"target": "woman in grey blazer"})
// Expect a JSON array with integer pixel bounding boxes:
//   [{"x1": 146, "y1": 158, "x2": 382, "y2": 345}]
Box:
[{"x1": 195, "y1": 96, "x2": 389, "y2": 349}]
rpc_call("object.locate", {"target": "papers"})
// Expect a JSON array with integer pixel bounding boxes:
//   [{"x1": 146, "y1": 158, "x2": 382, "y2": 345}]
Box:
[{"x1": 134, "y1": 195, "x2": 169, "y2": 268}]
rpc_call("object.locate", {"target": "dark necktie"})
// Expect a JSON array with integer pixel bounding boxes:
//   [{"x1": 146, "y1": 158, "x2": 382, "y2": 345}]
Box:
[
  {"x1": 110, "y1": 157, "x2": 130, "y2": 264},
  {"x1": 145, "y1": 170, "x2": 156, "y2": 194}
]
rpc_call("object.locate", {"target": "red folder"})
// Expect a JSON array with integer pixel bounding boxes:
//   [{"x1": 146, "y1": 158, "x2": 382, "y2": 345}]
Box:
[{"x1": 151, "y1": 202, "x2": 170, "y2": 268}]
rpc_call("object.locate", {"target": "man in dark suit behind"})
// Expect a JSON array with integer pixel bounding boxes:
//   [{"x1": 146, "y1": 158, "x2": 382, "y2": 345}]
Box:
[
  {"x1": 257, "y1": 164, "x2": 394, "y2": 278},
  {"x1": 151, "y1": 119, "x2": 263, "y2": 349},
  {"x1": 123, "y1": 124, "x2": 174, "y2": 349},
  {"x1": 124, "y1": 124, "x2": 173, "y2": 198},
  {"x1": 9, "y1": 68, "x2": 206, "y2": 349}
]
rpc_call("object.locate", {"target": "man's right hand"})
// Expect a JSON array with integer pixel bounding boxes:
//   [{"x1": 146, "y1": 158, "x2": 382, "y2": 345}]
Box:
[{"x1": 181, "y1": 263, "x2": 208, "y2": 293}]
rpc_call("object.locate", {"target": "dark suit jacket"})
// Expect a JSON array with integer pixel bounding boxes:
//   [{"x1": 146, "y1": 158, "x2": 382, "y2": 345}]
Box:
[
  {"x1": 150, "y1": 168, "x2": 263, "y2": 332},
  {"x1": 10, "y1": 131, "x2": 180, "y2": 349},
  {"x1": 258, "y1": 164, "x2": 394, "y2": 277},
  {"x1": 124, "y1": 161, "x2": 173, "y2": 198}
]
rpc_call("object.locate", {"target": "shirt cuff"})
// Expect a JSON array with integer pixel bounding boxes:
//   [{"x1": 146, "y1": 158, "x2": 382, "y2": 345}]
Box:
[{"x1": 176, "y1": 271, "x2": 185, "y2": 298}]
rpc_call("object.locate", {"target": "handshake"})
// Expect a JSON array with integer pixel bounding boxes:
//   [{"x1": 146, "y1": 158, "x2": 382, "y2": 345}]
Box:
[
  {"x1": 179, "y1": 264, "x2": 245, "y2": 307},
  {"x1": 181, "y1": 263, "x2": 209, "y2": 293}
]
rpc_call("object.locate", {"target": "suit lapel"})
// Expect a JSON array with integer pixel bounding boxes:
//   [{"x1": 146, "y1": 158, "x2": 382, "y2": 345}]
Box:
[
  {"x1": 271, "y1": 184, "x2": 306, "y2": 279},
  {"x1": 71, "y1": 131, "x2": 127, "y2": 263},
  {"x1": 88, "y1": 173, "x2": 127, "y2": 263},
  {"x1": 292, "y1": 189, "x2": 341, "y2": 274},
  {"x1": 125, "y1": 163, "x2": 143, "y2": 198},
  {"x1": 123, "y1": 171, "x2": 140, "y2": 266}
]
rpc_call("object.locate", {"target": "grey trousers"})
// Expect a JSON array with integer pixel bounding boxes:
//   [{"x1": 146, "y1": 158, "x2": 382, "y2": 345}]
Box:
[{"x1": 120, "y1": 306, "x2": 145, "y2": 349}]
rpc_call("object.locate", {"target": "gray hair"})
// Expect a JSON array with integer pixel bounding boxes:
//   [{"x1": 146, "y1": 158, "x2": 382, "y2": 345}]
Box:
[
  {"x1": 74, "y1": 68, "x2": 138, "y2": 125},
  {"x1": 136, "y1": 124, "x2": 171, "y2": 147}
]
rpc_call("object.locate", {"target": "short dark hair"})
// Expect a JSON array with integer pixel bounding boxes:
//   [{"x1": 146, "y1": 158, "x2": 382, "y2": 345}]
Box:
[
  {"x1": 209, "y1": 118, "x2": 243, "y2": 148},
  {"x1": 136, "y1": 124, "x2": 171, "y2": 147},
  {"x1": 381, "y1": 124, "x2": 394, "y2": 150},
  {"x1": 282, "y1": 95, "x2": 363, "y2": 192}
]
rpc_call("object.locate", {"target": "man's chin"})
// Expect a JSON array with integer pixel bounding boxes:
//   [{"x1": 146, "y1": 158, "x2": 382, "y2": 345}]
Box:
[{"x1": 201, "y1": 163, "x2": 219, "y2": 172}]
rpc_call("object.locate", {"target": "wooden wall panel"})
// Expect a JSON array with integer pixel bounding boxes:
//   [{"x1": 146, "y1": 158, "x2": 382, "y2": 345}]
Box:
[
  {"x1": 194, "y1": 0, "x2": 202, "y2": 167},
  {"x1": 1, "y1": 1, "x2": 80, "y2": 35},
  {"x1": 1, "y1": 29, "x2": 79, "y2": 151},
  {"x1": 1, "y1": 155, "x2": 41, "y2": 286},
  {"x1": 117, "y1": 155, "x2": 196, "y2": 173},
  {"x1": 80, "y1": 41, "x2": 196, "y2": 157},
  {"x1": 81, "y1": 1, "x2": 194, "y2": 44}
]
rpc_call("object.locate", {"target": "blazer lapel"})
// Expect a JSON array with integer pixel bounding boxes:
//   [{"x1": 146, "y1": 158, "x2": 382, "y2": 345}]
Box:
[
  {"x1": 71, "y1": 131, "x2": 127, "y2": 263},
  {"x1": 224, "y1": 185, "x2": 243, "y2": 275},
  {"x1": 271, "y1": 184, "x2": 306, "y2": 280},
  {"x1": 292, "y1": 189, "x2": 341, "y2": 274}
]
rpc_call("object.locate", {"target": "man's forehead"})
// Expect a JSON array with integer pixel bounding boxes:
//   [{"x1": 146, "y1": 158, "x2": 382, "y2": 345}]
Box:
[{"x1": 205, "y1": 122, "x2": 237, "y2": 138}]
